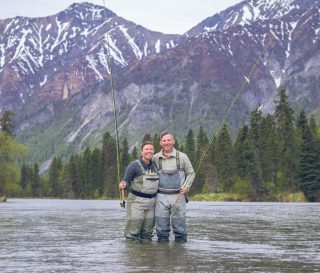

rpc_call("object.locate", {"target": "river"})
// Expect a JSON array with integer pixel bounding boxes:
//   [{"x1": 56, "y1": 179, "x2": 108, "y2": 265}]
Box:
[{"x1": 0, "y1": 199, "x2": 319, "y2": 272}]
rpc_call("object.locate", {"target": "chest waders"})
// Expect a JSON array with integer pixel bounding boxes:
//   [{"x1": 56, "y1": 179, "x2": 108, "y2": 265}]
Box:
[
  {"x1": 155, "y1": 152, "x2": 188, "y2": 243},
  {"x1": 124, "y1": 160, "x2": 159, "y2": 243}
]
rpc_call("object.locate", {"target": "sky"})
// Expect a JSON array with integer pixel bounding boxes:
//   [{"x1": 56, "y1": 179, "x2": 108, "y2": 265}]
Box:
[{"x1": 0, "y1": 0, "x2": 242, "y2": 34}]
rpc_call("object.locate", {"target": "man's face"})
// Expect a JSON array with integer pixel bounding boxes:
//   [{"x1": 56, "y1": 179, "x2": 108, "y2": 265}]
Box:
[{"x1": 160, "y1": 134, "x2": 175, "y2": 153}]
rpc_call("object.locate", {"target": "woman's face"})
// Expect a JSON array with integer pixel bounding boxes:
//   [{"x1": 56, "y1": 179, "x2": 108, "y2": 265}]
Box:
[{"x1": 141, "y1": 144, "x2": 154, "y2": 162}]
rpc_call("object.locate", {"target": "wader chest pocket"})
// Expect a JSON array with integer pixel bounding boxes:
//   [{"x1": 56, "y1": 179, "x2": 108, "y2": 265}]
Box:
[{"x1": 159, "y1": 171, "x2": 180, "y2": 190}]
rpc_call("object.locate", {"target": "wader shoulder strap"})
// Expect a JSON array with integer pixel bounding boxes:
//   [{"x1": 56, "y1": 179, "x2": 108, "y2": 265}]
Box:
[
  {"x1": 176, "y1": 151, "x2": 181, "y2": 170},
  {"x1": 159, "y1": 151, "x2": 181, "y2": 170},
  {"x1": 136, "y1": 160, "x2": 145, "y2": 173}
]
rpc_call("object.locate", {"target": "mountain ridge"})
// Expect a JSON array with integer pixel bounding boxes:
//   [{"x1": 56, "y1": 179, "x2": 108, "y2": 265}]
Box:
[{"x1": 0, "y1": 0, "x2": 319, "y2": 170}]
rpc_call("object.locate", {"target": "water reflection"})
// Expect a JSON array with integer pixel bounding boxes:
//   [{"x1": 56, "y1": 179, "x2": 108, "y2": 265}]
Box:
[{"x1": 0, "y1": 199, "x2": 320, "y2": 273}]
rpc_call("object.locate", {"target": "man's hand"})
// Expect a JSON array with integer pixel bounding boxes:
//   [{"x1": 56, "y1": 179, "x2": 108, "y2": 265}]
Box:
[
  {"x1": 179, "y1": 187, "x2": 188, "y2": 194},
  {"x1": 119, "y1": 181, "x2": 126, "y2": 189}
]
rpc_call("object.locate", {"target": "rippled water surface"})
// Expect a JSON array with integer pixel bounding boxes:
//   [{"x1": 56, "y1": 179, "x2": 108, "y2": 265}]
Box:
[{"x1": 1, "y1": 199, "x2": 320, "y2": 272}]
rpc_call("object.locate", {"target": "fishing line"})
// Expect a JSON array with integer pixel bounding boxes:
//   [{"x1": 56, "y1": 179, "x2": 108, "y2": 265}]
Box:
[
  {"x1": 101, "y1": 0, "x2": 123, "y2": 207},
  {"x1": 172, "y1": 41, "x2": 272, "y2": 207},
  {"x1": 194, "y1": 41, "x2": 272, "y2": 176}
]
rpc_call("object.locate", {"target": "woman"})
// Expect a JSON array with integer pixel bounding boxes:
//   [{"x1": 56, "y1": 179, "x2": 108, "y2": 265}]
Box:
[{"x1": 119, "y1": 141, "x2": 159, "y2": 243}]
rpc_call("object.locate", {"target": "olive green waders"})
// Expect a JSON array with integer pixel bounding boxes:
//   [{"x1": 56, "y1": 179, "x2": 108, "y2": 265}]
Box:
[{"x1": 125, "y1": 160, "x2": 159, "y2": 242}]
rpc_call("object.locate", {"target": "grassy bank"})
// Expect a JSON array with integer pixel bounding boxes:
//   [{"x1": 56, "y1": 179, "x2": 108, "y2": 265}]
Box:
[{"x1": 190, "y1": 191, "x2": 306, "y2": 202}]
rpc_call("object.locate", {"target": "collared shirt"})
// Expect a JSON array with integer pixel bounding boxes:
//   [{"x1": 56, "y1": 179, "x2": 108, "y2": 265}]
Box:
[{"x1": 153, "y1": 148, "x2": 195, "y2": 190}]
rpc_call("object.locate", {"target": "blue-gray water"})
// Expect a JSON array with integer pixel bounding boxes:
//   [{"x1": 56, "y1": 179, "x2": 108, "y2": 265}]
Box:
[{"x1": 1, "y1": 199, "x2": 320, "y2": 273}]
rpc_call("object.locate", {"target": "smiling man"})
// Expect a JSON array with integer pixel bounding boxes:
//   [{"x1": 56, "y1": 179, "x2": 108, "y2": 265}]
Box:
[{"x1": 153, "y1": 131, "x2": 195, "y2": 243}]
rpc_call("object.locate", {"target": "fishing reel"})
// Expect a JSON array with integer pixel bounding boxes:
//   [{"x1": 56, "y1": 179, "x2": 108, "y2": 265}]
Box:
[{"x1": 120, "y1": 199, "x2": 126, "y2": 209}]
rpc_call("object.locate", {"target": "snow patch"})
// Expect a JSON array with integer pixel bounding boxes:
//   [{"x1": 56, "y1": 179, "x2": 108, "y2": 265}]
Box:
[
  {"x1": 50, "y1": 18, "x2": 70, "y2": 52},
  {"x1": 86, "y1": 55, "x2": 104, "y2": 81},
  {"x1": 4, "y1": 19, "x2": 16, "y2": 34},
  {"x1": 204, "y1": 22, "x2": 218, "y2": 33},
  {"x1": 40, "y1": 75, "x2": 47, "y2": 87},
  {"x1": 270, "y1": 70, "x2": 281, "y2": 88},
  {"x1": 0, "y1": 44, "x2": 5, "y2": 70},
  {"x1": 144, "y1": 42, "x2": 148, "y2": 56},
  {"x1": 155, "y1": 39, "x2": 161, "y2": 53},
  {"x1": 119, "y1": 25, "x2": 143, "y2": 60},
  {"x1": 12, "y1": 28, "x2": 32, "y2": 60},
  {"x1": 103, "y1": 33, "x2": 127, "y2": 67}
]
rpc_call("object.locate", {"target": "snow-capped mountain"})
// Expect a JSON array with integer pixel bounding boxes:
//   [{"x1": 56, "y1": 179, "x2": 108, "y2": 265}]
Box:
[
  {"x1": 187, "y1": 0, "x2": 319, "y2": 35},
  {"x1": 0, "y1": 0, "x2": 319, "y2": 168},
  {"x1": 0, "y1": 2, "x2": 179, "y2": 113}
]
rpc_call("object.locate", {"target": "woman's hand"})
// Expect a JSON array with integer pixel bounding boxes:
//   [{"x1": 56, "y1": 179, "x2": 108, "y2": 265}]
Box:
[{"x1": 119, "y1": 181, "x2": 126, "y2": 189}]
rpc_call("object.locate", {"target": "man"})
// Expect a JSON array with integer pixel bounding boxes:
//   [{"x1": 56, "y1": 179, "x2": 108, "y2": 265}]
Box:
[{"x1": 153, "y1": 132, "x2": 195, "y2": 243}]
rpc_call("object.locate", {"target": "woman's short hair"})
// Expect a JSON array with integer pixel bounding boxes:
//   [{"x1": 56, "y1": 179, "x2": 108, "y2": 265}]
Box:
[{"x1": 141, "y1": 140, "x2": 154, "y2": 150}]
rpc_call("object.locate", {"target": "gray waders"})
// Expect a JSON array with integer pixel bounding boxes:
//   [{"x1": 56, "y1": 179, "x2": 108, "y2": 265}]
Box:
[
  {"x1": 155, "y1": 152, "x2": 187, "y2": 243},
  {"x1": 125, "y1": 160, "x2": 159, "y2": 243}
]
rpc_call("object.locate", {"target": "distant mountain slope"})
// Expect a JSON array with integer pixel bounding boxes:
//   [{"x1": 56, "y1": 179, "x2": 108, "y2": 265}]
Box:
[
  {"x1": 0, "y1": 0, "x2": 319, "y2": 170},
  {"x1": 0, "y1": 2, "x2": 179, "y2": 113}
]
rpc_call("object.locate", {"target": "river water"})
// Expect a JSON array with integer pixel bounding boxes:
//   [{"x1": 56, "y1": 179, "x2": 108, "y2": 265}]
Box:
[{"x1": 0, "y1": 199, "x2": 319, "y2": 273}]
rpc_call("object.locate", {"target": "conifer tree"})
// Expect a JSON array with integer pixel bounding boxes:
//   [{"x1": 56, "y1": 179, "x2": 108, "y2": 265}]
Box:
[
  {"x1": 215, "y1": 124, "x2": 234, "y2": 191},
  {"x1": 185, "y1": 129, "x2": 196, "y2": 165},
  {"x1": 204, "y1": 136, "x2": 219, "y2": 192},
  {"x1": 259, "y1": 114, "x2": 278, "y2": 184},
  {"x1": 297, "y1": 110, "x2": 320, "y2": 201},
  {"x1": 142, "y1": 133, "x2": 152, "y2": 142},
  {"x1": 82, "y1": 146, "x2": 94, "y2": 198},
  {"x1": 102, "y1": 136, "x2": 117, "y2": 198},
  {"x1": 31, "y1": 163, "x2": 41, "y2": 197},
  {"x1": 49, "y1": 156, "x2": 63, "y2": 197},
  {"x1": 101, "y1": 132, "x2": 111, "y2": 190},
  {"x1": 130, "y1": 146, "x2": 138, "y2": 161},
  {"x1": 91, "y1": 148, "x2": 103, "y2": 197},
  {"x1": 152, "y1": 134, "x2": 161, "y2": 153},
  {"x1": 0, "y1": 110, "x2": 15, "y2": 136},
  {"x1": 120, "y1": 137, "x2": 130, "y2": 177},
  {"x1": 190, "y1": 126, "x2": 209, "y2": 194},
  {"x1": 274, "y1": 90, "x2": 298, "y2": 191},
  {"x1": 20, "y1": 163, "x2": 30, "y2": 191},
  {"x1": 196, "y1": 126, "x2": 209, "y2": 161},
  {"x1": 234, "y1": 125, "x2": 254, "y2": 179},
  {"x1": 174, "y1": 137, "x2": 181, "y2": 151},
  {"x1": 65, "y1": 155, "x2": 84, "y2": 198},
  {"x1": 248, "y1": 109, "x2": 267, "y2": 198}
]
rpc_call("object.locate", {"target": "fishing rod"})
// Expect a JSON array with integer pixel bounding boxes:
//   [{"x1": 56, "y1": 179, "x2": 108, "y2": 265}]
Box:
[
  {"x1": 172, "y1": 40, "x2": 272, "y2": 208},
  {"x1": 102, "y1": 0, "x2": 124, "y2": 208}
]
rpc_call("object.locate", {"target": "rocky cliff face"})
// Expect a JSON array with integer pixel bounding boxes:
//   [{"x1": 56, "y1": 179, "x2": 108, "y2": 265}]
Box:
[{"x1": 0, "y1": 0, "x2": 319, "y2": 168}]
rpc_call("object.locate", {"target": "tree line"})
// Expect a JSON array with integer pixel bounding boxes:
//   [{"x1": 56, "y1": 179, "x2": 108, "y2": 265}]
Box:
[{"x1": 1, "y1": 90, "x2": 320, "y2": 201}]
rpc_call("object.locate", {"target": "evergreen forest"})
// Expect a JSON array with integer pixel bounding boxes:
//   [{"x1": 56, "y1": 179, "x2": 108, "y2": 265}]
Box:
[{"x1": 1, "y1": 90, "x2": 320, "y2": 202}]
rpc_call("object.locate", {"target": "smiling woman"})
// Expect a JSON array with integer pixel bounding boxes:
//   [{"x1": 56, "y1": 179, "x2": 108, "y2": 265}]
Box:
[
  {"x1": 118, "y1": 140, "x2": 160, "y2": 243},
  {"x1": 0, "y1": 0, "x2": 241, "y2": 34}
]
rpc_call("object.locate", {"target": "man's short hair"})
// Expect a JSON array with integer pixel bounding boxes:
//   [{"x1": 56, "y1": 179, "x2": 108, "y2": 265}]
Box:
[{"x1": 160, "y1": 131, "x2": 175, "y2": 140}]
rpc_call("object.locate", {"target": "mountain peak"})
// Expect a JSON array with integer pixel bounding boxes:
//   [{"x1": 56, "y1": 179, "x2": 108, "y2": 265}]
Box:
[
  {"x1": 63, "y1": 2, "x2": 116, "y2": 21},
  {"x1": 186, "y1": 0, "x2": 319, "y2": 36}
]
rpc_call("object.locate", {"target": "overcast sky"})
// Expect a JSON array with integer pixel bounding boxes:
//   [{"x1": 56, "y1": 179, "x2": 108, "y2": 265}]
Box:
[{"x1": 0, "y1": 0, "x2": 242, "y2": 34}]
